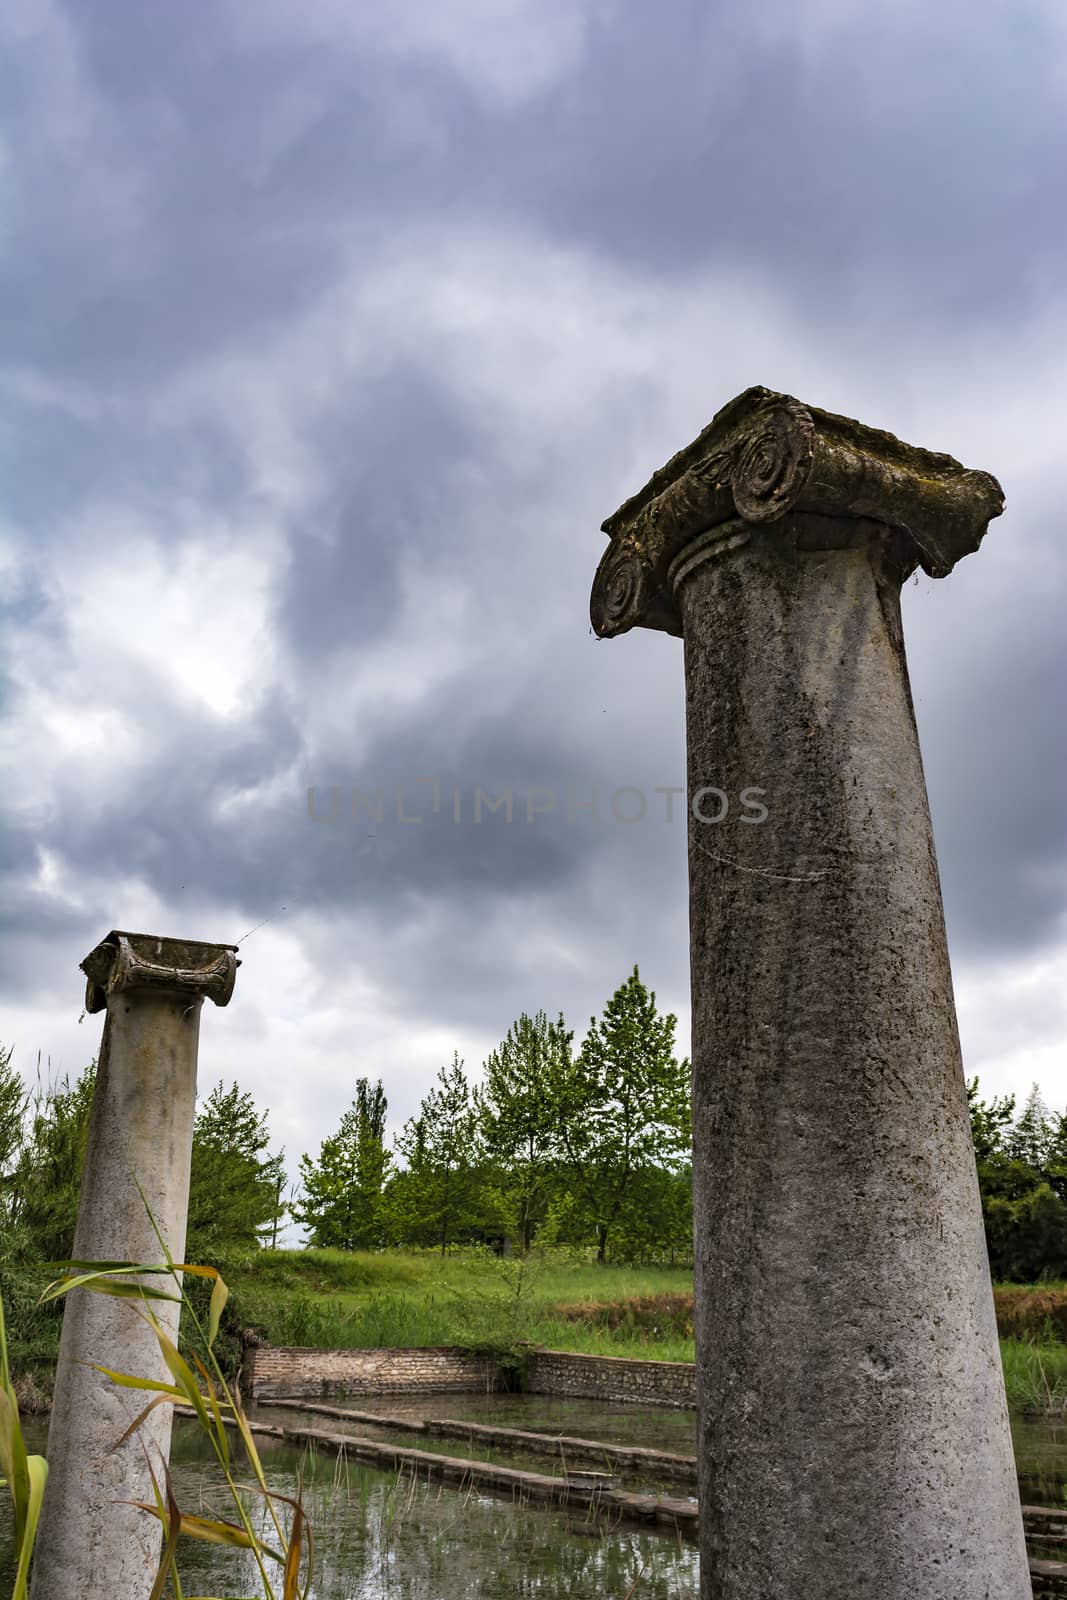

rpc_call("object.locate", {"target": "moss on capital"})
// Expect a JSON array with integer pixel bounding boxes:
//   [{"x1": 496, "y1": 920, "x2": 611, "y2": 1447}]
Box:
[{"x1": 590, "y1": 386, "x2": 1005, "y2": 638}]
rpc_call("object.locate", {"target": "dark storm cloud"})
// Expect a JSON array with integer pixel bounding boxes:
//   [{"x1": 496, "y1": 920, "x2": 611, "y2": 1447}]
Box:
[
  {"x1": 8, "y1": 640, "x2": 676, "y2": 934},
  {"x1": 908, "y1": 525, "x2": 1067, "y2": 962},
  {"x1": 10, "y1": 0, "x2": 1062, "y2": 416},
  {"x1": 0, "y1": 396, "x2": 250, "y2": 532},
  {"x1": 280, "y1": 367, "x2": 486, "y2": 656},
  {"x1": 2, "y1": 0, "x2": 1064, "y2": 1113},
  {"x1": 497, "y1": 5, "x2": 1067, "y2": 317}
]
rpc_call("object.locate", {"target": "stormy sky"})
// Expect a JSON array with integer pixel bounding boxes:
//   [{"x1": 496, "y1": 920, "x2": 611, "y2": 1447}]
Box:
[{"x1": 2, "y1": 0, "x2": 1065, "y2": 1185}]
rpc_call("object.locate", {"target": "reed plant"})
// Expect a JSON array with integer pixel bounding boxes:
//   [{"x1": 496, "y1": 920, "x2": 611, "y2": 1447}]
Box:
[
  {"x1": 0, "y1": 1285, "x2": 48, "y2": 1599},
  {"x1": 38, "y1": 1236, "x2": 314, "y2": 1600},
  {"x1": 1, "y1": 1221, "x2": 316, "y2": 1600}
]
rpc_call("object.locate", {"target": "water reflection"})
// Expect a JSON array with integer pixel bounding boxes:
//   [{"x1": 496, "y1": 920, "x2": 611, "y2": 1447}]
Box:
[
  {"x1": 328, "y1": 1393, "x2": 697, "y2": 1455},
  {"x1": 252, "y1": 1404, "x2": 696, "y2": 1497},
  {"x1": 1013, "y1": 1414, "x2": 1067, "y2": 1507},
  {"x1": 6, "y1": 1410, "x2": 1065, "y2": 1596},
  {"x1": 167, "y1": 1425, "x2": 699, "y2": 1599}
]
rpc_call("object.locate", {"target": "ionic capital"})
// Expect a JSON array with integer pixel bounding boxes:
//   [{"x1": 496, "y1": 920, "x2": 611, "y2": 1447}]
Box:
[
  {"x1": 80, "y1": 930, "x2": 240, "y2": 1014},
  {"x1": 590, "y1": 386, "x2": 1004, "y2": 638}
]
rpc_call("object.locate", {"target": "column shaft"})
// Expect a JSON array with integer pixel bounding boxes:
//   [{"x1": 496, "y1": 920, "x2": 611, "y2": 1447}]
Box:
[
  {"x1": 678, "y1": 525, "x2": 1027, "y2": 1597},
  {"x1": 32, "y1": 991, "x2": 201, "y2": 1600}
]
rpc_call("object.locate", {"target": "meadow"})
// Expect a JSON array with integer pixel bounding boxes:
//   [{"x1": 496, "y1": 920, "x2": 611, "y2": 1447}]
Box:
[
  {"x1": 218, "y1": 1248, "x2": 1067, "y2": 1415},
  {"x1": 8, "y1": 1244, "x2": 1067, "y2": 1417},
  {"x1": 229, "y1": 1247, "x2": 699, "y2": 1363}
]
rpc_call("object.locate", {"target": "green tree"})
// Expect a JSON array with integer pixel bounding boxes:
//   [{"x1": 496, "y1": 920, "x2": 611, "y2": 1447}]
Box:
[
  {"x1": 0, "y1": 1045, "x2": 25, "y2": 1191},
  {"x1": 477, "y1": 1012, "x2": 572, "y2": 1254},
  {"x1": 294, "y1": 1078, "x2": 391, "y2": 1250},
  {"x1": 186, "y1": 1080, "x2": 286, "y2": 1257},
  {"x1": 969, "y1": 1076, "x2": 1067, "y2": 1281},
  {"x1": 1045, "y1": 1108, "x2": 1067, "y2": 1204},
  {"x1": 9, "y1": 1062, "x2": 96, "y2": 1262},
  {"x1": 561, "y1": 967, "x2": 691, "y2": 1263},
  {"x1": 1007, "y1": 1084, "x2": 1054, "y2": 1170},
  {"x1": 608, "y1": 1164, "x2": 694, "y2": 1265},
  {"x1": 391, "y1": 1054, "x2": 483, "y2": 1253},
  {"x1": 966, "y1": 1076, "x2": 1015, "y2": 1164},
  {"x1": 984, "y1": 1184, "x2": 1067, "y2": 1282}
]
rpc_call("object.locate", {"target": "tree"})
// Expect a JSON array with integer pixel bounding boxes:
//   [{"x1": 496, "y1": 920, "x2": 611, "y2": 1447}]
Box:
[
  {"x1": 8, "y1": 1061, "x2": 96, "y2": 1262},
  {"x1": 391, "y1": 1054, "x2": 483, "y2": 1253},
  {"x1": 477, "y1": 1012, "x2": 572, "y2": 1253},
  {"x1": 0, "y1": 1045, "x2": 25, "y2": 1189},
  {"x1": 1045, "y1": 1109, "x2": 1067, "y2": 1204},
  {"x1": 607, "y1": 1164, "x2": 694, "y2": 1265},
  {"x1": 0, "y1": 1045, "x2": 27, "y2": 1261},
  {"x1": 186, "y1": 1080, "x2": 286, "y2": 1257},
  {"x1": 1007, "y1": 1084, "x2": 1054, "y2": 1171},
  {"x1": 294, "y1": 1079, "x2": 391, "y2": 1250},
  {"x1": 966, "y1": 1076, "x2": 1015, "y2": 1164},
  {"x1": 560, "y1": 967, "x2": 691, "y2": 1263},
  {"x1": 969, "y1": 1076, "x2": 1067, "y2": 1281},
  {"x1": 984, "y1": 1184, "x2": 1067, "y2": 1282}
]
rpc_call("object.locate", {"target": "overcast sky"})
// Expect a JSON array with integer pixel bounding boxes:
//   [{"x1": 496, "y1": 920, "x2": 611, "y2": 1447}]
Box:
[{"x1": 2, "y1": 0, "x2": 1065, "y2": 1190}]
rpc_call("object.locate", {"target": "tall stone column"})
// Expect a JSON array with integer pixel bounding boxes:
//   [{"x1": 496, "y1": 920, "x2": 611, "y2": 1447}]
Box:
[
  {"x1": 32, "y1": 931, "x2": 239, "y2": 1600},
  {"x1": 591, "y1": 389, "x2": 1030, "y2": 1599}
]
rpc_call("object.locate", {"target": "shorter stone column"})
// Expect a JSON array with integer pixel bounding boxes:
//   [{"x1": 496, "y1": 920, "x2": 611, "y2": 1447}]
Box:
[{"x1": 32, "y1": 931, "x2": 238, "y2": 1600}]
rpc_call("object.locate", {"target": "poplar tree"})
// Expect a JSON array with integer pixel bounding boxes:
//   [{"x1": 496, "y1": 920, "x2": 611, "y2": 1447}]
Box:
[
  {"x1": 561, "y1": 967, "x2": 690, "y2": 1263},
  {"x1": 1007, "y1": 1084, "x2": 1055, "y2": 1171},
  {"x1": 477, "y1": 1011, "x2": 572, "y2": 1253},
  {"x1": 186, "y1": 1080, "x2": 286, "y2": 1255},
  {"x1": 294, "y1": 1078, "x2": 391, "y2": 1250},
  {"x1": 392, "y1": 1054, "x2": 482, "y2": 1252}
]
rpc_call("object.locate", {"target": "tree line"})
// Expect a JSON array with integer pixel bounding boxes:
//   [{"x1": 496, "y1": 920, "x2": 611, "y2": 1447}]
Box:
[
  {"x1": 967, "y1": 1078, "x2": 1067, "y2": 1280},
  {"x1": 0, "y1": 967, "x2": 691, "y2": 1268},
  {"x1": 0, "y1": 1049, "x2": 286, "y2": 1267},
  {"x1": 3, "y1": 1011, "x2": 1066, "y2": 1281},
  {"x1": 293, "y1": 967, "x2": 693, "y2": 1263}
]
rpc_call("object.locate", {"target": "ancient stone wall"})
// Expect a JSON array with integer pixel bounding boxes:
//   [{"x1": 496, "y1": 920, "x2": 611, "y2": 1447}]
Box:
[
  {"x1": 526, "y1": 1348, "x2": 696, "y2": 1407},
  {"x1": 242, "y1": 1345, "x2": 500, "y2": 1401},
  {"x1": 242, "y1": 1344, "x2": 697, "y2": 1407}
]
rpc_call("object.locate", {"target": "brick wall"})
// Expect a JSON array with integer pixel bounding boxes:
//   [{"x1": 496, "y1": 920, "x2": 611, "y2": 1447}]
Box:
[
  {"x1": 242, "y1": 1344, "x2": 697, "y2": 1407},
  {"x1": 243, "y1": 1346, "x2": 500, "y2": 1401},
  {"x1": 526, "y1": 1349, "x2": 696, "y2": 1408}
]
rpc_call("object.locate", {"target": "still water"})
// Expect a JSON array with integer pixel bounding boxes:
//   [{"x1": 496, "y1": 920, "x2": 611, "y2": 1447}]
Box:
[
  {"x1": 1013, "y1": 1413, "x2": 1067, "y2": 1508},
  {"x1": 166, "y1": 1419, "x2": 698, "y2": 1599},
  {"x1": 3, "y1": 1413, "x2": 698, "y2": 1599},
  {"x1": 4, "y1": 1405, "x2": 1065, "y2": 1597}
]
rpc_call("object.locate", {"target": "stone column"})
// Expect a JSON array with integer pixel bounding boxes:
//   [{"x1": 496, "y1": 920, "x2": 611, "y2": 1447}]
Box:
[
  {"x1": 591, "y1": 389, "x2": 1030, "y2": 1599},
  {"x1": 32, "y1": 931, "x2": 239, "y2": 1600}
]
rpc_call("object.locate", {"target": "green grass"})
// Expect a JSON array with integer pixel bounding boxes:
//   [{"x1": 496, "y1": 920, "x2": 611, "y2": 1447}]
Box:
[
  {"x1": 1000, "y1": 1336, "x2": 1067, "y2": 1415},
  {"x1": 10, "y1": 1245, "x2": 1067, "y2": 1413},
  {"x1": 234, "y1": 1248, "x2": 698, "y2": 1362},
  {"x1": 234, "y1": 1251, "x2": 1067, "y2": 1409}
]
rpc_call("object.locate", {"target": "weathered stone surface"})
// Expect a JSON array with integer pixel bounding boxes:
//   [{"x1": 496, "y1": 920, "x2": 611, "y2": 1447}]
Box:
[
  {"x1": 244, "y1": 1343, "x2": 698, "y2": 1408},
  {"x1": 81, "y1": 928, "x2": 239, "y2": 1014},
  {"x1": 591, "y1": 394, "x2": 1029, "y2": 1599},
  {"x1": 32, "y1": 934, "x2": 239, "y2": 1600},
  {"x1": 243, "y1": 1344, "x2": 501, "y2": 1401},
  {"x1": 590, "y1": 386, "x2": 1004, "y2": 638}
]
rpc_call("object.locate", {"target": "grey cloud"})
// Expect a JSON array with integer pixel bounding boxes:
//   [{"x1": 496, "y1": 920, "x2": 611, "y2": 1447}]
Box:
[
  {"x1": 11, "y1": 0, "x2": 1059, "y2": 420},
  {"x1": 2, "y1": 0, "x2": 1064, "y2": 1127},
  {"x1": 909, "y1": 537, "x2": 1067, "y2": 961},
  {"x1": 280, "y1": 367, "x2": 488, "y2": 656}
]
